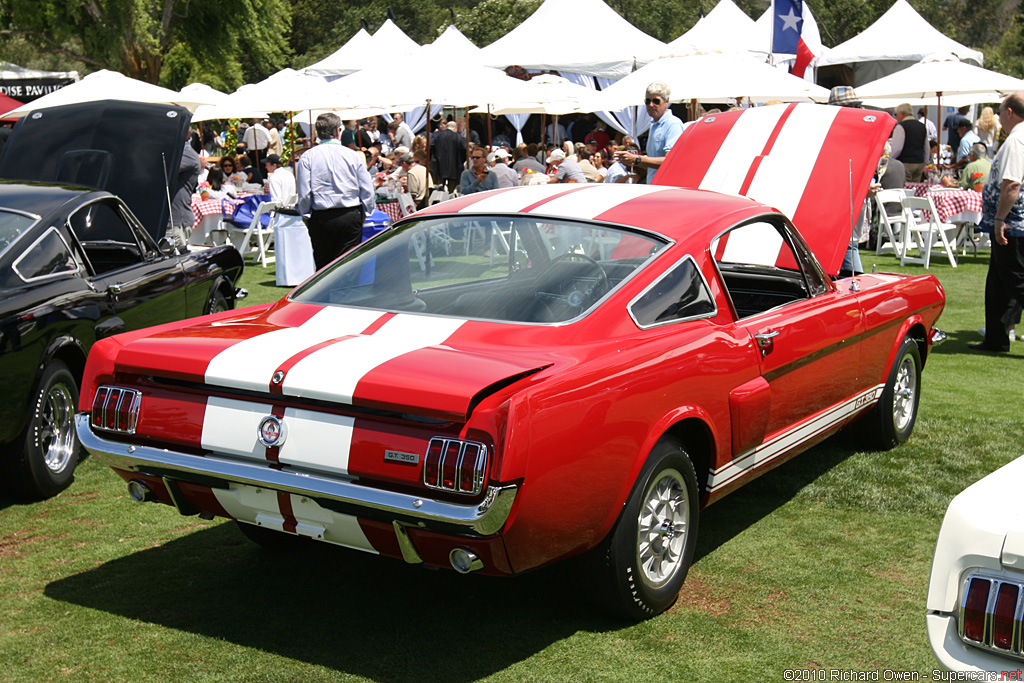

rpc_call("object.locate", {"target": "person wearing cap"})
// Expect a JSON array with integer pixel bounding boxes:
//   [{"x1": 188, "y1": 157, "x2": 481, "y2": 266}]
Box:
[
  {"x1": 461, "y1": 146, "x2": 498, "y2": 195},
  {"x1": 546, "y1": 149, "x2": 586, "y2": 184},
  {"x1": 296, "y1": 112, "x2": 375, "y2": 270},
  {"x1": 890, "y1": 102, "x2": 929, "y2": 182},
  {"x1": 401, "y1": 152, "x2": 431, "y2": 209},
  {"x1": 489, "y1": 148, "x2": 518, "y2": 188},
  {"x1": 956, "y1": 120, "x2": 981, "y2": 168},
  {"x1": 971, "y1": 93, "x2": 1024, "y2": 352},
  {"x1": 263, "y1": 154, "x2": 296, "y2": 204},
  {"x1": 615, "y1": 82, "x2": 684, "y2": 184}
]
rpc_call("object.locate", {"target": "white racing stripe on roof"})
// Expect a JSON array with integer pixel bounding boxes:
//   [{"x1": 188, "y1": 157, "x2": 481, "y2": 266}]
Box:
[
  {"x1": 456, "y1": 184, "x2": 576, "y2": 213},
  {"x1": 528, "y1": 184, "x2": 670, "y2": 221},
  {"x1": 744, "y1": 104, "x2": 838, "y2": 219},
  {"x1": 283, "y1": 313, "x2": 467, "y2": 403},
  {"x1": 205, "y1": 306, "x2": 384, "y2": 392},
  {"x1": 698, "y1": 105, "x2": 787, "y2": 195}
]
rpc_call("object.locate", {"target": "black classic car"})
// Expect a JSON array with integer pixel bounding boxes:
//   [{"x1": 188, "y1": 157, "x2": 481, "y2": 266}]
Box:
[{"x1": 0, "y1": 100, "x2": 244, "y2": 499}]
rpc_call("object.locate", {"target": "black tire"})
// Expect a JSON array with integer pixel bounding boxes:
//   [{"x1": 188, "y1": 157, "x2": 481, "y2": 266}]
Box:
[
  {"x1": 866, "y1": 335, "x2": 922, "y2": 450},
  {"x1": 206, "y1": 289, "x2": 230, "y2": 315},
  {"x1": 590, "y1": 437, "x2": 700, "y2": 620},
  {"x1": 235, "y1": 520, "x2": 314, "y2": 552},
  {"x1": 6, "y1": 360, "x2": 80, "y2": 499}
]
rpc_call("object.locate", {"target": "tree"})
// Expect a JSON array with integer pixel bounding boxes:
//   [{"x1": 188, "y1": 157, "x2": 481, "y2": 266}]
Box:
[{"x1": 0, "y1": 0, "x2": 291, "y2": 90}]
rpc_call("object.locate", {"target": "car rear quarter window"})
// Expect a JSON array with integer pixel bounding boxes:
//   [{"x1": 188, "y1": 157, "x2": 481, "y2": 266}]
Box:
[
  {"x1": 13, "y1": 227, "x2": 78, "y2": 282},
  {"x1": 0, "y1": 209, "x2": 38, "y2": 261},
  {"x1": 629, "y1": 256, "x2": 716, "y2": 328}
]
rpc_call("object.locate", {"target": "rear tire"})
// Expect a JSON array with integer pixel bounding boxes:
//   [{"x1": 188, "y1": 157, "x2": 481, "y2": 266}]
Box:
[
  {"x1": 6, "y1": 361, "x2": 80, "y2": 499},
  {"x1": 589, "y1": 437, "x2": 700, "y2": 620},
  {"x1": 206, "y1": 289, "x2": 230, "y2": 315},
  {"x1": 866, "y1": 336, "x2": 921, "y2": 450}
]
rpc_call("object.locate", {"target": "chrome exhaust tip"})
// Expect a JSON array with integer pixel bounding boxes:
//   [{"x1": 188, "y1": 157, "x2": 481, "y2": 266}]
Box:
[
  {"x1": 127, "y1": 479, "x2": 155, "y2": 503},
  {"x1": 449, "y1": 547, "x2": 484, "y2": 574}
]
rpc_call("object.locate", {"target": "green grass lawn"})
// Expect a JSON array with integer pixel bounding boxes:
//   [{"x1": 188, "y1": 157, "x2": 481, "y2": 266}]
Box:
[{"x1": 1, "y1": 249, "x2": 1021, "y2": 682}]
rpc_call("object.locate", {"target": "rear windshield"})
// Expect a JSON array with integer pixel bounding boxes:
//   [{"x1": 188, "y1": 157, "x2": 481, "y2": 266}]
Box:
[
  {"x1": 0, "y1": 210, "x2": 38, "y2": 261},
  {"x1": 292, "y1": 216, "x2": 666, "y2": 324}
]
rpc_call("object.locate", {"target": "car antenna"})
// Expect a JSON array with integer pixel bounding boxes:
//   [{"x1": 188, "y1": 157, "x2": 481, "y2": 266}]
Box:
[{"x1": 161, "y1": 151, "x2": 174, "y2": 229}]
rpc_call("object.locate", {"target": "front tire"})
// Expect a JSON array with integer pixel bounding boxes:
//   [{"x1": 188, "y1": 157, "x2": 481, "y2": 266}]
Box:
[
  {"x1": 6, "y1": 360, "x2": 80, "y2": 499},
  {"x1": 866, "y1": 335, "x2": 921, "y2": 450},
  {"x1": 206, "y1": 289, "x2": 230, "y2": 315},
  {"x1": 591, "y1": 437, "x2": 700, "y2": 620}
]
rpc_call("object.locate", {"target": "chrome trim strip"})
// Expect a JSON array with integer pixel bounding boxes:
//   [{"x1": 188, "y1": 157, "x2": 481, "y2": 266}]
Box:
[{"x1": 76, "y1": 414, "x2": 516, "y2": 536}]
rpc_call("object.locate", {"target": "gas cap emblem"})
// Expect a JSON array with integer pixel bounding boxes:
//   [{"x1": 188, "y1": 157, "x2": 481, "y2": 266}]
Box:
[{"x1": 257, "y1": 415, "x2": 286, "y2": 447}]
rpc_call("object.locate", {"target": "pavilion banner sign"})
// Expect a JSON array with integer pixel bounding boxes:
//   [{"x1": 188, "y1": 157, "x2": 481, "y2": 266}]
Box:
[{"x1": 0, "y1": 77, "x2": 75, "y2": 102}]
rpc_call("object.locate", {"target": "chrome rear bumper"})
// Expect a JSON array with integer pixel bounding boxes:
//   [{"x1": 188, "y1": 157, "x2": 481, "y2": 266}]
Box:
[{"x1": 75, "y1": 414, "x2": 516, "y2": 536}]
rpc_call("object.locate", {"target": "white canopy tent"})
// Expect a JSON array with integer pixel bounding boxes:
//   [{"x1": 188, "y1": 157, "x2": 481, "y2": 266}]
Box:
[
  {"x1": 664, "y1": 0, "x2": 760, "y2": 56},
  {"x1": 4, "y1": 69, "x2": 219, "y2": 118},
  {"x1": 817, "y1": 0, "x2": 983, "y2": 86},
  {"x1": 302, "y1": 28, "x2": 374, "y2": 78},
  {"x1": 479, "y1": 0, "x2": 666, "y2": 80},
  {"x1": 598, "y1": 52, "x2": 830, "y2": 129},
  {"x1": 423, "y1": 24, "x2": 481, "y2": 62}
]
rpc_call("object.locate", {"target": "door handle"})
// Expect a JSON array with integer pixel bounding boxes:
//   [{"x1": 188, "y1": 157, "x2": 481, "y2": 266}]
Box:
[{"x1": 754, "y1": 329, "x2": 779, "y2": 357}]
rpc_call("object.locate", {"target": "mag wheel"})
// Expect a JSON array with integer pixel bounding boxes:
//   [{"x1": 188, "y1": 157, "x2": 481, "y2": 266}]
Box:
[
  {"x1": 7, "y1": 360, "x2": 80, "y2": 499},
  {"x1": 867, "y1": 336, "x2": 921, "y2": 450},
  {"x1": 592, "y1": 437, "x2": 700, "y2": 620}
]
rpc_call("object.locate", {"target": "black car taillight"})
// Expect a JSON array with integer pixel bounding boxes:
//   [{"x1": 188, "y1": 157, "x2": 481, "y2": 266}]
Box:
[
  {"x1": 422, "y1": 437, "x2": 488, "y2": 496},
  {"x1": 90, "y1": 386, "x2": 142, "y2": 434}
]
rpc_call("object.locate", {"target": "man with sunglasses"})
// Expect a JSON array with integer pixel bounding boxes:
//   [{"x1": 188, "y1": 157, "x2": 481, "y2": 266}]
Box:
[
  {"x1": 616, "y1": 82, "x2": 684, "y2": 184},
  {"x1": 460, "y1": 146, "x2": 498, "y2": 195}
]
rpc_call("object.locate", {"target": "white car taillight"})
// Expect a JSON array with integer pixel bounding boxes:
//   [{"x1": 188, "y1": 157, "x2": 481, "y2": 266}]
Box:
[
  {"x1": 960, "y1": 572, "x2": 1024, "y2": 657},
  {"x1": 90, "y1": 386, "x2": 142, "y2": 434},
  {"x1": 423, "y1": 438, "x2": 487, "y2": 496}
]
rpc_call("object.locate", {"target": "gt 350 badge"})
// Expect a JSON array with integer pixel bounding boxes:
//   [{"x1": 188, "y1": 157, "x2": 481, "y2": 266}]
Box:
[{"x1": 384, "y1": 450, "x2": 419, "y2": 465}]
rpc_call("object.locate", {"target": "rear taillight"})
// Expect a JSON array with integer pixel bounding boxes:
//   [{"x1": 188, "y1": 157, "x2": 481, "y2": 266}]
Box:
[
  {"x1": 90, "y1": 386, "x2": 142, "y2": 434},
  {"x1": 959, "y1": 572, "x2": 1024, "y2": 659},
  {"x1": 422, "y1": 437, "x2": 488, "y2": 496}
]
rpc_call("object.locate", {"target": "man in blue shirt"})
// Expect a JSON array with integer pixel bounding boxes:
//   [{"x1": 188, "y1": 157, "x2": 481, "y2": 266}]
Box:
[
  {"x1": 615, "y1": 82, "x2": 684, "y2": 184},
  {"x1": 296, "y1": 112, "x2": 375, "y2": 270},
  {"x1": 460, "y1": 147, "x2": 498, "y2": 194}
]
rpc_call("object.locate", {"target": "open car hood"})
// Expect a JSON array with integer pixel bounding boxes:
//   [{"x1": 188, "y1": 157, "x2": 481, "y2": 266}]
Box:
[
  {"x1": 655, "y1": 103, "x2": 895, "y2": 276},
  {"x1": 0, "y1": 99, "x2": 192, "y2": 239}
]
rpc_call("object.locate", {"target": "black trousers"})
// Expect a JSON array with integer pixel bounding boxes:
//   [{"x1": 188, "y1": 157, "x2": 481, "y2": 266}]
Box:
[
  {"x1": 306, "y1": 206, "x2": 364, "y2": 270},
  {"x1": 984, "y1": 234, "x2": 1024, "y2": 350}
]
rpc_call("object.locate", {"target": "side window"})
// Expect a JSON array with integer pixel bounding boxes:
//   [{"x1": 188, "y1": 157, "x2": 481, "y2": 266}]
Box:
[
  {"x1": 711, "y1": 220, "x2": 813, "y2": 319},
  {"x1": 630, "y1": 256, "x2": 715, "y2": 327},
  {"x1": 13, "y1": 227, "x2": 78, "y2": 282},
  {"x1": 68, "y1": 201, "x2": 148, "y2": 275}
]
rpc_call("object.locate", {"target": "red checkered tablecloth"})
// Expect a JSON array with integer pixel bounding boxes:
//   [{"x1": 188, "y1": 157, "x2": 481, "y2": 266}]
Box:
[
  {"x1": 377, "y1": 198, "x2": 404, "y2": 224},
  {"x1": 908, "y1": 184, "x2": 983, "y2": 224},
  {"x1": 191, "y1": 196, "x2": 243, "y2": 229}
]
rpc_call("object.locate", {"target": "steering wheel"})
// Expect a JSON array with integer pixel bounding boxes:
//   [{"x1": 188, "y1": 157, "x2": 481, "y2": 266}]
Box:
[{"x1": 533, "y1": 252, "x2": 610, "y2": 319}]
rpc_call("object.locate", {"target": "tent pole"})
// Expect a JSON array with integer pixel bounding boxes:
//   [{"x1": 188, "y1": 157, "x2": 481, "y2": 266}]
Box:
[
  {"x1": 936, "y1": 91, "x2": 943, "y2": 173},
  {"x1": 487, "y1": 105, "x2": 493, "y2": 152},
  {"x1": 541, "y1": 112, "x2": 547, "y2": 148},
  {"x1": 425, "y1": 99, "x2": 432, "y2": 183}
]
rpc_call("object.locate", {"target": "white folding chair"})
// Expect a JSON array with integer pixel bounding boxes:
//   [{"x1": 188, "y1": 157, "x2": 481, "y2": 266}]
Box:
[
  {"x1": 899, "y1": 195, "x2": 958, "y2": 269},
  {"x1": 223, "y1": 200, "x2": 280, "y2": 267},
  {"x1": 874, "y1": 189, "x2": 908, "y2": 256}
]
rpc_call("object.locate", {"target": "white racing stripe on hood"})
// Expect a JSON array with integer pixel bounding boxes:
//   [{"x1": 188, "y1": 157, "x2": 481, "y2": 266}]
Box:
[
  {"x1": 529, "y1": 184, "x2": 669, "y2": 220},
  {"x1": 744, "y1": 104, "x2": 838, "y2": 219},
  {"x1": 205, "y1": 306, "x2": 384, "y2": 392},
  {"x1": 698, "y1": 105, "x2": 787, "y2": 195},
  {"x1": 282, "y1": 314, "x2": 467, "y2": 403}
]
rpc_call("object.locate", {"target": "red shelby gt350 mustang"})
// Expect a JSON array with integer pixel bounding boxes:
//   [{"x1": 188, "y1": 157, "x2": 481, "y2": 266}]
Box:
[{"x1": 76, "y1": 104, "x2": 945, "y2": 619}]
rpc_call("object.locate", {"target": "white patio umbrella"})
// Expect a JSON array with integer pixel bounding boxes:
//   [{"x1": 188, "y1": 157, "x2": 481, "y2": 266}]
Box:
[
  {"x1": 856, "y1": 55, "x2": 1024, "y2": 106},
  {"x1": 4, "y1": 69, "x2": 220, "y2": 117},
  {"x1": 597, "y1": 52, "x2": 829, "y2": 112},
  {"x1": 490, "y1": 74, "x2": 609, "y2": 115},
  {"x1": 857, "y1": 55, "x2": 1024, "y2": 142}
]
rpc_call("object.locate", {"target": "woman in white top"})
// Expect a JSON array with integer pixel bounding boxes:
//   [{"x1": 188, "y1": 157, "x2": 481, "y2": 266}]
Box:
[{"x1": 205, "y1": 168, "x2": 237, "y2": 200}]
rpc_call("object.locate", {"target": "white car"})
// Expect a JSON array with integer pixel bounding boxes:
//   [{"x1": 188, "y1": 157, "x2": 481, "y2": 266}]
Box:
[{"x1": 927, "y1": 455, "x2": 1024, "y2": 673}]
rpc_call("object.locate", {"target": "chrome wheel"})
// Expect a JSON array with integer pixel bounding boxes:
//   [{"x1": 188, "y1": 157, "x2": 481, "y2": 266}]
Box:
[
  {"x1": 892, "y1": 353, "x2": 918, "y2": 432},
  {"x1": 636, "y1": 467, "x2": 690, "y2": 589},
  {"x1": 39, "y1": 381, "x2": 76, "y2": 474}
]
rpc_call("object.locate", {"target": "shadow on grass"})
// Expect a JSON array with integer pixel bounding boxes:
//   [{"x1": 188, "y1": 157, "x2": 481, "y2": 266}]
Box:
[
  {"x1": 694, "y1": 430, "x2": 862, "y2": 563},
  {"x1": 929, "y1": 328, "x2": 1023, "y2": 358},
  {"x1": 43, "y1": 433, "x2": 862, "y2": 680},
  {"x1": 45, "y1": 521, "x2": 621, "y2": 682}
]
